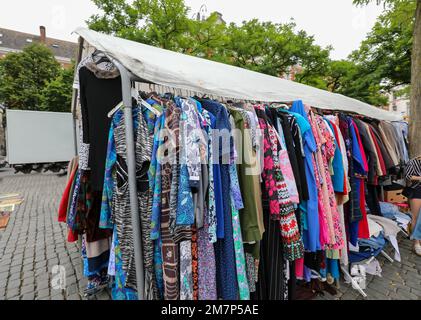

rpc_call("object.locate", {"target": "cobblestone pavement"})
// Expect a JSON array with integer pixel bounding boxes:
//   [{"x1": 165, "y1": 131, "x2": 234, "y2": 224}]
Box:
[
  {"x1": 0, "y1": 168, "x2": 110, "y2": 300},
  {"x1": 0, "y1": 168, "x2": 420, "y2": 300},
  {"x1": 315, "y1": 235, "x2": 421, "y2": 300}
]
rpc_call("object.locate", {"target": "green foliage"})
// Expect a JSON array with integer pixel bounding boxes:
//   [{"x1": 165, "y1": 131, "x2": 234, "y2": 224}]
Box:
[
  {"x1": 0, "y1": 43, "x2": 60, "y2": 110},
  {"x1": 351, "y1": 0, "x2": 415, "y2": 89},
  {"x1": 185, "y1": 12, "x2": 229, "y2": 59},
  {"x1": 353, "y1": 0, "x2": 394, "y2": 6},
  {"x1": 0, "y1": 43, "x2": 74, "y2": 112},
  {"x1": 41, "y1": 65, "x2": 74, "y2": 113},
  {"x1": 220, "y1": 19, "x2": 332, "y2": 82},
  {"x1": 87, "y1": 0, "x2": 332, "y2": 86},
  {"x1": 89, "y1": 0, "x2": 191, "y2": 50},
  {"x1": 321, "y1": 0, "x2": 415, "y2": 106},
  {"x1": 87, "y1": 0, "x2": 415, "y2": 107},
  {"x1": 325, "y1": 60, "x2": 389, "y2": 106}
]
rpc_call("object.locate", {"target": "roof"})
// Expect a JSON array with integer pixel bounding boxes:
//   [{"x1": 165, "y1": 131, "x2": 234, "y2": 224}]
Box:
[
  {"x1": 0, "y1": 27, "x2": 77, "y2": 60},
  {"x1": 75, "y1": 27, "x2": 402, "y2": 121}
]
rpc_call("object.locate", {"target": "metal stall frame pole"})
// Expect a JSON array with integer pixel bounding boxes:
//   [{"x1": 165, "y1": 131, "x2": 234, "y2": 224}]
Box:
[
  {"x1": 112, "y1": 59, "x2": 146, "y2": 300},
  {"x1": 71, "y1": 37, "x2": 85, "y2": 157},
  {"x1": 71, "y1": 40, "x2": 146, "y2": 298}
]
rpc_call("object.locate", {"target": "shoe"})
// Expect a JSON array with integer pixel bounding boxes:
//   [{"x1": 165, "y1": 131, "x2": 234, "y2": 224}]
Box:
[
  {"x1": 84, "y1": 274, "x2": 109, "y2": 297},
  {"x1": 322, "y1": 281, "x2": 338, "y2": 296},
  {"x1": 414, "y1": 242, "x2": 421, "y2": 257}
]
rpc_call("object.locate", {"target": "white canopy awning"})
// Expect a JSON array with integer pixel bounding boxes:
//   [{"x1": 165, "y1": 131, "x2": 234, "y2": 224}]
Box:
[{"x1": 74, "y1": 27, "x2": 402, "y2": 121}]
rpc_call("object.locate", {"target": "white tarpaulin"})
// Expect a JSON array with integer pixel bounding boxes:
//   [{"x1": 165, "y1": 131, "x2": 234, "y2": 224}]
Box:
[{"x1": 74, "y1": 27, "x2": 402, "y2": 121}]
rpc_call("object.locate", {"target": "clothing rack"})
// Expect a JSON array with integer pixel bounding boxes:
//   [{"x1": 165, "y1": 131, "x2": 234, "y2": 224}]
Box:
[{"x1": 72, "y1": 32, "x2": 409, "y2": 300}]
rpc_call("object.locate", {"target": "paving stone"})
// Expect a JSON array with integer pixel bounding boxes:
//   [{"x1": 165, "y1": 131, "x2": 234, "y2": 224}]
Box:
[
  {"x1": 35, "y1": 260, "x2": 47, "y2": 267},
  {"x1": 0, "y1": 265, "x2": 9, "y2": 274},
  {"x1": 0, "y1": 272, "x2": 8, "y2": 285},
  {"x1": 22, "y1": 277, "x2": 34, "y2": 287},
  {"x1": 66, "y1": 275, "x2": 77, "y2": 285},
  {"x1": 22, "y1": 264, "x2": 33, "y2": 272},
  {"x1": 36, "y1": 288, "x2": 50, "y2": 299},
  {"x1": 405, "y1": 270, "x2": 421, "y2": 281},
  {"x1": 363, "y1": 288, "x2": 389, "y2": 300},
  {"x1": 22, "y1": 258, "x2": 33, "y2": 266},
  {"x1": 6, "y1": 288, "x2": 20, "y2": 299},
  {"x1": 8, "y1": 272, "x2": 20, "y2": 282},
  {"x1": 20, "y1": 285, "x2": 35, "y2": 295},
  {"x1": 47, "y1": 258, "x2": 59, "y2": 267},
  {"x1": 0, "y1": 278, "x2": 9, "y2": 289},
  {"x1": 9, "y1": 266, "x2": 21, "y2": 275},
  {"x1": 10, "y1": 259, "x2": 23, "y2": 268},
  {"x1": 368, "y1": 281, "x2": 391, "y2": 296},
  {"x1": 34, "y1": 255, "x2": 45, "y2": 263},
  {"x1": 51, "y1": 293, "x2": 64, "y2": 300},
  {"x1": 20, "y1": 292, "x2": 35, "y2": 300},
  {"x1": 67, "y1": 293, "x2": 81, "y2": 300},
  {"x1": 2, "y1": 253, "x2": 12, "y2": 261},
  {"x1": 13, "y1": 253, "x2": 24, "y2": 261},
  {"x1": 66, "y1": 283, "x2": 78, "y2": 296},
  {"x1": 396, "y1": 289, "x2": 418, "y2": 300},
  {"x1": 22, "y1": 270, "x2": 35, "y2": 278},
  {"x1": 410, "y1": 286, "x2": 421, "y2": 296},
  {"x1": 7, "y1": 279, "x2": 21, "y2": 290}
]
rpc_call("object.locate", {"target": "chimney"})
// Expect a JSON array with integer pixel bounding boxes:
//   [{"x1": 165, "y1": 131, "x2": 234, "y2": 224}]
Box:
[{"x1": 39, "y1": 26, "x2": 46, "y2": 44}]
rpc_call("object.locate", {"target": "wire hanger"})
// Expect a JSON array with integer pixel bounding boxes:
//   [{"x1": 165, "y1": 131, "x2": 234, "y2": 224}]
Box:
[
  {"x1": 107, "y1": 101, "x2": 124, "y2": 118},
  {"x1": 271, "y1": 103, "x2": 290, "y2": 110},
  {"x1": 92, "y1": 49, "x2": 110, "y2": 64}
]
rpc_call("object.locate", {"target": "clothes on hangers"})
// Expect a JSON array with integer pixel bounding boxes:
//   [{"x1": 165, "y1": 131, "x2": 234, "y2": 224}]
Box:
[{"x1": 60, "y1": 58, "x2": 411, "y2": 300}]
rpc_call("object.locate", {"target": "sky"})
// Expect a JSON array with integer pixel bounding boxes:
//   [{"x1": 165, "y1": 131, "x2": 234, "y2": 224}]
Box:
[{"x1": 0, "y1": 0, "x2": 384, "y2": 60}]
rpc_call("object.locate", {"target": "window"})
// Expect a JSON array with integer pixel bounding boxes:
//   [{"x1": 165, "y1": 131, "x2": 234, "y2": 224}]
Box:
[
  {"x1": 392, "y1": 104, "x2": 397, "y2": 112},
  {"x1": 52, "y1": 44, "x2": 59, "y2": 48},
  {"x1": 26, "y1": 38, "x2": 33, "y2": 43}
]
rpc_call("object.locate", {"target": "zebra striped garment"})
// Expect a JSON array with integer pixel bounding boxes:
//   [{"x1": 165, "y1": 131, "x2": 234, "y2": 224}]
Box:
[
  {"x1": 405, "y1": 157, "x2": 421, "y2": 188},
  {"x1": 111, "y1": 108, "x2": 156, "y2": 298}
]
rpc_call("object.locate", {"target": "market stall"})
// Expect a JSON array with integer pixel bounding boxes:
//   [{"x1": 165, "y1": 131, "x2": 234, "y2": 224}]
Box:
[{"x1": 58, "y1": 27, "x2": 409, "y2": 300}]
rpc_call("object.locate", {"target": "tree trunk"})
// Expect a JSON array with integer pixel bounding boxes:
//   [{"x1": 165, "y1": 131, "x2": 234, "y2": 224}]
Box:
[{"x1": 409, "y1": 0, "x2": 421, "y2": 158}]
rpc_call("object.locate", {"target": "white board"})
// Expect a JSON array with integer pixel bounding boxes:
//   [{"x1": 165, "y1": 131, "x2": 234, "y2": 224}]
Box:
[{"x1": 6, "y1": 109, "x2": 75, "y2": 164}]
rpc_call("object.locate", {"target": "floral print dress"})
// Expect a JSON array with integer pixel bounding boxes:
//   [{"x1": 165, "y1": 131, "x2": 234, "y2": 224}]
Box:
[{"x1": 255, "y1": 106, "x2": 303, "y2": 261}]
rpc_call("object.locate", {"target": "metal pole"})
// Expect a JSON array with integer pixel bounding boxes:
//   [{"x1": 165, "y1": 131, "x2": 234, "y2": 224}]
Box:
[
  {"x1": 114, "y1": 60, "x2": 145, "y2": 300},
  {"x1": 71, "y1": 37, "x2": 84, "y2": 157},
  {"x1": 73, "y1": 40, "x2": 146, "y2": 299}
]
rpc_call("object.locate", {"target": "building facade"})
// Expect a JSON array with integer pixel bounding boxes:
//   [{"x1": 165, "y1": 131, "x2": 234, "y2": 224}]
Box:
[
  {"x1": 385, "y1": 85, "x2": 410, "y2": 119},
  {"x1": 0, "y1": 26, "x2": 78, "y2": 68}
]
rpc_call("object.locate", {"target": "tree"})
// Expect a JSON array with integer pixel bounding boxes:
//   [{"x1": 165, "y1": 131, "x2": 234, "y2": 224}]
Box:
[
  {"x1": 353, "y1": 0, "x2": 421, "y2": 157},
  {"x1": 351, "y1": 0, "x2": 415, "y2": 89},
  {"x1": 41, "y1": 65, "x2": 74, "y2": 113},
  {"x1": 0, "y1": 43, "x2": 74, "y2": 113},
  {"x1": 325, "y1": 60, "x2": 388, "y2": 106},
  {"x1": 0, "y1": 43, "x2": 60, "y2": 110},
  {"x1": 89, "y1": 0, "x2": 191, "y2": 50},
  {"x1": 185, "y1": 12, "x2": 229, "y2": 60},
  {"x1": 87, "y1": 0, "x2": 332, "y2": 87},
  {"x1": 217, "y1": 19, "x2": 332, "y2": 85}
]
